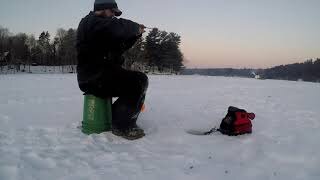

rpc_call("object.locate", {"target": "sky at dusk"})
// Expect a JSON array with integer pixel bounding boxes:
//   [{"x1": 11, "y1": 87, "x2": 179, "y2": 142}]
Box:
[{"x1": 0, "y1": 0, "x2": 319, "y2": 68}]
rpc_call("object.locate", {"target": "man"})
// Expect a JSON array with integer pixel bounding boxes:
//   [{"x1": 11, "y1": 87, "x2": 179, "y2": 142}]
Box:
[{"x1": 76, "y1": 0, "x2": 148, "y2": 140}]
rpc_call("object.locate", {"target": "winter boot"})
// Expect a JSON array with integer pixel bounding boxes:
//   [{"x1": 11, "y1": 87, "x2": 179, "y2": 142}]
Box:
[{"x1": 112, "y1": 124, "x2": 145, "y2": 140}]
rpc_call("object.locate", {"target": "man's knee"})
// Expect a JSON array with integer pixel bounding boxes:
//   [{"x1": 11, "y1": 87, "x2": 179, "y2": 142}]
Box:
[
  {"x1": 131, "y1": 71, "x2": 148, "y2": 94},
  {"x1": 137, "y1": 72, "x2": 148, "y2": 90}
]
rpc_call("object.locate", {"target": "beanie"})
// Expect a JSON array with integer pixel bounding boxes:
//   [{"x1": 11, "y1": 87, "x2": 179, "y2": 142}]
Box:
[{"x1": 94, "y1": 0, "x2": 122, "y2": 16}]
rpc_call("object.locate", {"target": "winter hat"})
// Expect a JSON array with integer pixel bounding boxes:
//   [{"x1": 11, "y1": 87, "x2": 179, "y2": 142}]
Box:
[{"x1": 94, "y1": 0, "x2": 122, "y2": 16}]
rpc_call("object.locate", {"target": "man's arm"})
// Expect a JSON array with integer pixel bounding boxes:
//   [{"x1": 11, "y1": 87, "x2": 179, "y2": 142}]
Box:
[
  {"x1": 100, "y1": 17, "x2": 141, "y2": 41},
  {"x1": 95, "y1": 17, "x2": 145, "y2": 65},
  {"x1": 122, "y1": 34, "x2": 142, "y2": 51}
]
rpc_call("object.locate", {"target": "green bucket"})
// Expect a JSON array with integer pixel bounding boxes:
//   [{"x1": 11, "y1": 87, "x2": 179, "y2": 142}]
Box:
[{"x1": 82, "y1": 95, "x2": 112, "y2": 135}]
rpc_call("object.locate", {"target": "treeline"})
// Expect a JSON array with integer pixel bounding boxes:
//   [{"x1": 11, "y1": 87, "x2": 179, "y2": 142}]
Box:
[
  {"x1": 182, "y1": 58, "x2": 320, "y2": 83},
  {"x1": 0, "y1": 27, "x2": 77, "y2": 67},
  {"x1": 259, "y1": 59, "x2": 320, "y2": 82},
  {"x1": 0, "y1": 25, "x2": 184, "y2": 73},
  {"x1": 182, "y1": 68, "x2": 254, "y2": 77}
]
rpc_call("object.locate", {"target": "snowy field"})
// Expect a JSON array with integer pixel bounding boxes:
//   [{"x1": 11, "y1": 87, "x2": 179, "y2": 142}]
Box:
[{"x1": 0, "y1": 74, "x2": 319, "y2": 180}]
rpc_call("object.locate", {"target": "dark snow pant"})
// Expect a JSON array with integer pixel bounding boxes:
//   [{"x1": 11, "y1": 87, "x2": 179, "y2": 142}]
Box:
[{"x1": 95, "y1": 68, "x2": 149, "y2": 129}]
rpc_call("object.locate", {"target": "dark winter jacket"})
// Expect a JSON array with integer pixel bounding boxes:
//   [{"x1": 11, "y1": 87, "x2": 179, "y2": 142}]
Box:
[{"x1": 76, "y1": 12, "x2": 141, "y2": 92}]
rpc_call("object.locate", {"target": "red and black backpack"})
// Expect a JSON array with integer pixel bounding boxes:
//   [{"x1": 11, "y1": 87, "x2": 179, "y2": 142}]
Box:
[{"x1": 218, "y1": 106, "x2": 255, "y2": 136}]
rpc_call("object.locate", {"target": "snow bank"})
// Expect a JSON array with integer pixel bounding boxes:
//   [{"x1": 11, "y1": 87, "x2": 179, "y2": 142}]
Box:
[{"x1": 0, "y1": 65, "x2": 76, "y2": 74}]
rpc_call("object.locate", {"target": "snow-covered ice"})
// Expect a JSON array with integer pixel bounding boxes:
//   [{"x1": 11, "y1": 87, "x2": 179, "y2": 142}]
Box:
[{"x1": 0, "y1": 74, "x2": 319, "y2": 180}]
